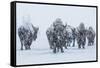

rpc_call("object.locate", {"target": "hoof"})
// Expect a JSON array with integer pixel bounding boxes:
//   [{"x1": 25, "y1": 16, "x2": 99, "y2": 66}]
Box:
[
  {"x1": 21, "y1": 48, "x2": 23, "y2": 50},
  {"x1": 61, "y1": 51, "x2": 64, "y2": 53}
]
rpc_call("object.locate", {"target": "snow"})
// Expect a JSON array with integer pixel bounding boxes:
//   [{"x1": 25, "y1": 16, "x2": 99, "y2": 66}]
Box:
[
  {"x1": 16, "y1": 3, "x2": 97, "y2": 65},
  {"x1": 16, "y1": 37, "x2": 96, "y2": 65}
]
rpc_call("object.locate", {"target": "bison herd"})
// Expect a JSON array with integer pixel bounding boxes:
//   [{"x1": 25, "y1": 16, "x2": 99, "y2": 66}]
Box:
[
  {"x1": 46, "y1": 18, "x2": 95, "y2": 53},
  {"x1": 18, "y1": 18, "x2": 95, "y2": 53}
]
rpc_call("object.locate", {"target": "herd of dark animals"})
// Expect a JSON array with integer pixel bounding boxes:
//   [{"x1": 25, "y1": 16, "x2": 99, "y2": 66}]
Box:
[
  {"x1": 46, "y1": 18, "x2": 95, "y2": 53},
  {"x1": 18, "y1": 18, "x2": 95, "y2": 53}
]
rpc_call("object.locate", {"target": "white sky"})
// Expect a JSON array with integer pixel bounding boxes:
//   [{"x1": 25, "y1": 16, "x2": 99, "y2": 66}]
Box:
[{"x1": 16, "y1": 3, "x2": 96, "y2": 30}]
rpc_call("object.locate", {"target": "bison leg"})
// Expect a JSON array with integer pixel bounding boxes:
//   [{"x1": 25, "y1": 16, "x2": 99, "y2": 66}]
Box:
[
  {"x1": 64, "y1": 45, "x2": 67, "y2": 49},
  {"x1": 29, "y1": 46, "x2": 31, "y2": 49},
  {"x1": 63, "y1": 42, "x2": 67, "y2": 49},
  {"x1": 89, "y1": 40, "x2": 94, "y2": 46},
  {"x1": 67, "y1": 42, "x2": 70, "y2": 46},
  {"x1": 63, "y1": 41, "x2": 67, "y2": 49},
  {"x1": 68, "y1": 43, "x2": 70, "y2": 46},
  {"x1": 82, "y1": 41, "x2": 86, "y2": 49},
  {"x1": 82, "y1": 45, "x2": 85, "y2": 49},
  {"x1": 60, "y1": 46, "x2": 64, "y2": 53},
  {"x1": 20, "y1": 40, "x2": 23, "y2": 50},
  {"x1": 50, "y1": 45, "x2": 52, "y2": 49},
  {"x1": 25, "y1": 40, "x2": 32, "y2": 50},
  {"x1": 57, "y1": 47, "x2": 60, "y2": 52},
  {"x1": 25, "y1": 45, "x2": 28, "y2": 50},
  {"x1": 88, "y1": 42, "x2": 90, "y2": 46},
  {"x1": 48, "y1": 39, "x2": 53, "y2": 49},
  {"x1": 25, "y1": 45, "x2": 30, "y2": 50},
  {"x1": 50, "y1": 43, "x2": 54, "y2": 49},
  {"x1": 88, "y1": 40, "x2": 91, "y2": 46},
  {"x1": 82, "y1": 43, "x2": 85, "y2": 49},
  {"x1": 67, "y1": 43, "x2": 68, "y2": 46},
  {"x1": 53, "y1": 47, "x2": 56, "y2": 53},
  {"x1": 92, "y1": 40, "x2": 94, "y2": 45},
  {"x1": 69, "y1": 42, "x2": 71, "y2": 47},
  {"x1": 78, "y1": 43, "x2": 81, "y2": 49},
  {"x1": 48, "y1": 40, "x2": 52, "y2": 49},
  {"x1": 72, "y1": 39, "x2": 75, "y2": 47},
  {"x1": 53, "y1": 43, "x2": 57, "y2": 53}
]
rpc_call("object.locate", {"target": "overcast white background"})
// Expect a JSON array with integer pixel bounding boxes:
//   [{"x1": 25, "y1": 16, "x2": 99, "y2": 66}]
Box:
[{"x1": 0, "y1": 0, "x2": 100, "y2": 68}]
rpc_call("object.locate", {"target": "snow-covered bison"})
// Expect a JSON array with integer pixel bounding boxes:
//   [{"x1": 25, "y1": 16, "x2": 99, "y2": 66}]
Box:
[
  {"x1": 76, "y1": 23, "x2": 87, "y2": 49},
  {"x1": 18, "y1": 23, "x2": 39, "y2": 50},
  {"x1": 87, "y1": 27, "x2": 95, "y2": 46},
  {"x1": 46, "y1": 18, "x2": 95, "y2": 53},
  {"x1": 46, "y1": 18, "x2": 67, "y2": 53},
  {"x1": 63, "y1": 24, "x2": 77, "y2": 47}
]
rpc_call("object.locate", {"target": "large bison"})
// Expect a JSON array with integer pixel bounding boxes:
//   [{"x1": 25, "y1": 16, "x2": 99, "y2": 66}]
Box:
[
  {"x1": 76, "y1": 23, "x2": 87, "y2": 49},
  {"x1": 46, "y1": 18, "x2": 67, "y2": 53},
  {"x1": 87, "y1": 27, "x2": 95, "y2": 46},
  {"x1": 18, "y1": 23, "x2": 39, "y2": 50}
]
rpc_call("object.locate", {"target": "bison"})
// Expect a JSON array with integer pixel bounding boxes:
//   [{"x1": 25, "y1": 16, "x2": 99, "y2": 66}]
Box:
[
  {"x1": 87, "y1": 27, "x2": 95, "y2": 46},
  {"x1": 76, "y1": 23, "x2": 87, "y2": 49},
  {"x1": 46, "y1": 18, "x2": 67, "y2": 53},
  {"x1": 18, "y1": 23, "x2": 39, "y2": 50}
]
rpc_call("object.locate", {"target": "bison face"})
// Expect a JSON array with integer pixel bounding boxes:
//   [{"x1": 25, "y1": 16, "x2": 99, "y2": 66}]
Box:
[{"x1": 33, "y1": 27, "x2": 39, "y2": 41}]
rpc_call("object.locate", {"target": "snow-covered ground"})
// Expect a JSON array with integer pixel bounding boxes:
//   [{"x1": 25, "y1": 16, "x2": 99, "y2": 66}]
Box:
[{"x1": 16, "y1": 33, "x2": 96, "y2": 65}]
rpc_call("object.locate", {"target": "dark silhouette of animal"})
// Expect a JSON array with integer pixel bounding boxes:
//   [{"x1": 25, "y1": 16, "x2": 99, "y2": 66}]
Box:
[
  {"x1": 18, "y1": 23, "x2": 39, "y2": 50},
  {"x1": 87, "y1": 27, "x2": 95, "y2": 46},
  {"x1": 76, "y1": 23, "x2": 87, "y2": 49},
  {"x1": 46, "y1": 18, "x2": 67, "y2": 53}
]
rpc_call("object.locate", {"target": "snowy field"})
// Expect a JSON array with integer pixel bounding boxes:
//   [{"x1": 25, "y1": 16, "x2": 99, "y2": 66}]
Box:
[
  {"x1": 16, "y1": 32, "x2": 96, "y2": 65},
  {"x1": 16, "y1": 3, "x2": 97, "y2": 65},
  {"x1": 16, "y1": 43, "x2": 96, "y2": 65}
]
